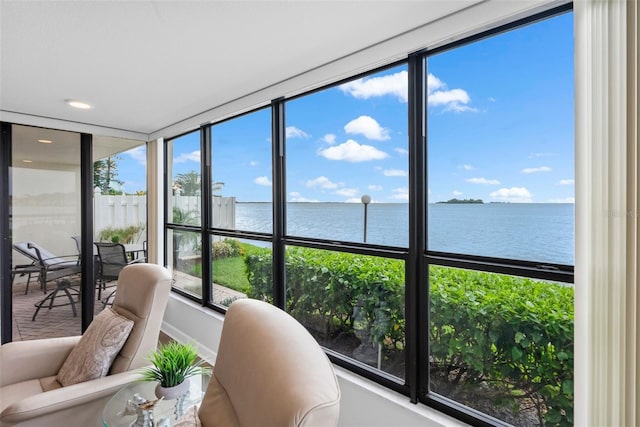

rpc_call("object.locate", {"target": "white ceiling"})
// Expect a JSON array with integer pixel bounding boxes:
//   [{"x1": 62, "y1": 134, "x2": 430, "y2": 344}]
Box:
[{"x1": 1, "y1": 0, "x2": 558, "y2": 140}]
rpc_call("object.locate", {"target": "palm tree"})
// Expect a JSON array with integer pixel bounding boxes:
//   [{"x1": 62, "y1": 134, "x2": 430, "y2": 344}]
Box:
[{"x1": 174, "y1": 171, "x2": 201, "y2": 196}]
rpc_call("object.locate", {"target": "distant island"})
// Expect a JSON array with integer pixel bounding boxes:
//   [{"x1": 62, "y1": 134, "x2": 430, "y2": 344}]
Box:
[{"x1": 437, "y1": 198, "x2": 484, "y2": 204}]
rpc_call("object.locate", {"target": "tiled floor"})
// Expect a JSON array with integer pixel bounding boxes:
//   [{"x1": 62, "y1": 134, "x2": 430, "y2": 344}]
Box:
[
  {"x1": 11, "y1": 275, "x2": 104, "y2": 341},
  {"x1": 11, "y1": 272, "x2": 245, "y2": 342}
]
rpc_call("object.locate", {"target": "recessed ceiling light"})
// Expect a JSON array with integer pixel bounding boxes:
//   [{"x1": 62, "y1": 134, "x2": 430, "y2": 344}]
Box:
[
  {"x1": 22, "y1": 159, "x2": 33, "y2": 163},
  {"x1": 65, "y1": 99, "x2": 93, "y2": 110},
  {"x1": 38, "y1": 139, "x2": 52, "y2": 144}
]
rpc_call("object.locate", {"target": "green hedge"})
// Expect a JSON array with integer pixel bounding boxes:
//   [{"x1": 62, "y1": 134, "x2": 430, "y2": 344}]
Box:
[
  {"x1": 244, "y1": 247, "x2": 573, "y2": 426},
  {"x1": 430, "y1": 267, "x2": 573, "y2": 426},
  {"x1": 245, "y1": 247, "x2": 404, "y2": 346}
]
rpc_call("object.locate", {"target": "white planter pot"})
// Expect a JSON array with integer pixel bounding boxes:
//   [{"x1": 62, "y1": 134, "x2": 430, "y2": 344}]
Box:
[{"x1": 155, "y1": 380, "x2": 189, "y2": 400}]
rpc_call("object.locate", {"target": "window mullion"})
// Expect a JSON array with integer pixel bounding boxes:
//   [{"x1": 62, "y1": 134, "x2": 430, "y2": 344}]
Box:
[
  {"x1": 201, "y1": 125, "x2": 212, "y2": 305},
  {"x1": 271, "y1": 98, "x2": 286, "y2": 310},
  {"x1": 407, "y1": 52, "x2": 427, "y2": 403}
]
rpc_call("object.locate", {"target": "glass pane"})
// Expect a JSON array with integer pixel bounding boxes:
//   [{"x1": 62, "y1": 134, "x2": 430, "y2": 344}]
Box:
[
  {"x1": 427, "y1": 13, "x2": 574, "y2": 265},
  {"x1": 167, "y1": 229, "x2": 202, "y2": 297},
  {"x1": 93, "y1": 139, "x2": 147, "y2": 247},
  {"x1": 286, "y1": 65, "x2": 408, "y2": 246},
  {"x1": 211, "y1": 109, "x2": 272, "y2": 233},
  {"x1": 428, "y1": 265, "x2": 574, "y2": 426},
  {"x1": 11, "y1": 125, "x2": 82, "y2": 339},
  {"x1": 167, "y1": 131, "x2": 201, "y2": 226},
  {"x1": 211, "y1": 236, "x2": 271, "y2": 308},
  {"x1": 275, "y1": 246, "x2": 405, "y2": 379}
]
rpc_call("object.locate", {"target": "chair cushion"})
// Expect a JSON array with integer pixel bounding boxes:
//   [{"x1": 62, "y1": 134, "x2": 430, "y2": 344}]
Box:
[{"x1": 56, "y1": 308, "x2": 133, "y2": 387}]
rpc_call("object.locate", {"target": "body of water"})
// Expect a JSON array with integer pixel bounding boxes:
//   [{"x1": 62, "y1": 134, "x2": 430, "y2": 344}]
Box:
[{"x1": 235, "y1": 202, "x2": 574, "y2": 266}]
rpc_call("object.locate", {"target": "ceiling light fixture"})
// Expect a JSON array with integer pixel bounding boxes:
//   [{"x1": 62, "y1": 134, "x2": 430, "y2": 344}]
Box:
[
  {"x1": 22, "y1": 159, "x2": 33, "y2": 163},
  {"x1": 65, "y1": 99, "x2": 93, "y2": 110},
  {"x1": 38, "y1": 139, "x2": 52, "y2": 144}
]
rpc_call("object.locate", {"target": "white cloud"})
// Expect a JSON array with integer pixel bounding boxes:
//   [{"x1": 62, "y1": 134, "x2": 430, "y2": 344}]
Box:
[
  {"x1": 452, "y1": 190, "x2": 463, "y2": 196},
  {"x1": 306, "y1": 176, "x2": 340, "y2": 189},
  {"x1": 286, "y1": 126, "x2": 310, "y2": 139},
  {"x1": 490, "y1": 187, "x2": 533, "y2": 203},
  {"x1": 289, "y1": 192, "x2": 318, "y2": 203},
  {"x1": 427, "y1": 73, "x2": 476, "y2": 113},
  {"x1": 125, "y1": 146, "x2": 146, "y2": 166},
  {"x1": 344, "y1": 198, "x2": 365, "y2": 203},
  {"x1": 522, "y1": 166, "x2": 552, "y2": 174},
  {"x1": 335, "y1": 188, "x2": 358, "y2": 197},
  {"x1": 339, "y1": 71, "x2": 408, "y2": 102},
  {"x1": 429, "y1": 88, "x2": 470, "y2": 107},
  {"x1": 254, "y1": 176, "x2": 272, "y2": 186},
  {"x1": 174, "y1": 150, "x2": 201, "y2": 163},
  {"x1": 383, "y1": 169, "x2": 407, "y2": 177},
  {"x1": 461, "y1": 164, "x2": 474, "y2": 170},
  {"x1": 467, "y1": 177, "x2": 500, "y2": 185},
  {"x1": 344, "y1": 115, "x2": 390, "y2": 141},
  {"x1": 249, "y1": 160, "x2": 259, "y2": 166},
  {"x1": 391, "y1": 187, "x2": 409, "y2": 201},
  {"x1": 339, "y1": 70, "x2": 474, "y2": 113},
  {"x1": 558, "y1": 179, "x2": 575, "y2": 185},
  {"x1": 488, "y1": 97, "x2": 496, "y2": 102},
  {"x1": 322, "y1": 134, "x2": 336, "y2": 144},
  {"x1": 318, "y1": 139, "x2": 389, "y2": 162},
  {"x1": 395, "y1": 147, "x2": 408, "y2": 155},
  {"x1": 368, "y1": 184, "x2": 383, "y2": 191}
]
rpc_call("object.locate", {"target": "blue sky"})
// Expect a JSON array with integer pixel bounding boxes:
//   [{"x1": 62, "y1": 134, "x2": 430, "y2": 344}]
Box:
[{"x1": 117, "y1": 12, "x2": 574, "y2": 204}]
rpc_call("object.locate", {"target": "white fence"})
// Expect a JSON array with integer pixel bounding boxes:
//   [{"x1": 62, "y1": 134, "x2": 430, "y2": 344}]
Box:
[
  {"x1": 94, "y1": 190, "x2": 236, "y2": 242},
  {"x1": 94, "y1": 191, "x2": 147, "y2": 242}
]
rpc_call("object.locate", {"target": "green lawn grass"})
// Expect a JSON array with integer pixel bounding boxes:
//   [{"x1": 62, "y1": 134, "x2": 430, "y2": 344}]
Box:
[{"x1": 212, "y1": 255, "x2": 250, "y2": 293}]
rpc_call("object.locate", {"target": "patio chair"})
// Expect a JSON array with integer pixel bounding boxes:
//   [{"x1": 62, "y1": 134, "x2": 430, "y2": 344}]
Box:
[
  {"x1": 12, "y1": 241, "x2": 81, "y2": 294},
  {"x1": 95, "y1": 242, "x2": 146, "y2": 307}
]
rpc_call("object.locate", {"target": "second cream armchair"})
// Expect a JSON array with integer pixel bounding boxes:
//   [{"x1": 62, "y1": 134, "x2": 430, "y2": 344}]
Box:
[{"x1": 197, "y1": 298, "x2": 341, "y2": 427}]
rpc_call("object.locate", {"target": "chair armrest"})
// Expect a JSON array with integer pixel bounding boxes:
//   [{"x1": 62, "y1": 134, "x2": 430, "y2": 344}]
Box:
[
  {"x1": 0, "y1": 371, "x2": 144, "y2": 426},
  {"x1": 0, "y1": 336, "x2": 81, "y2": 386}
]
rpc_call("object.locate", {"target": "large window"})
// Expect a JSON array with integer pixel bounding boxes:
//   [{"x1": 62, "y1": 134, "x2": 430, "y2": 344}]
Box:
[
  {"x1": 425, "y1": 11, "x2": 574, "y2": 426},
  {"x1": 286, "y1": 65, "x2": 408, "y2": 246},
  {"x1": 166, "y1": 130, "x2": 202, "y2": 294},
  {"x1": 211, "y1": 108, "x2": 272, "y2": 233},
  {"x1": 163, "y1": 7, "x2": 573, "y2": 426}
]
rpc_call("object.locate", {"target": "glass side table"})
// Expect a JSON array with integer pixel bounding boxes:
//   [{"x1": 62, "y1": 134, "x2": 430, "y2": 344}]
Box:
[{"x1": 102, "y1": 374, "x2": 210, "y2": 427}]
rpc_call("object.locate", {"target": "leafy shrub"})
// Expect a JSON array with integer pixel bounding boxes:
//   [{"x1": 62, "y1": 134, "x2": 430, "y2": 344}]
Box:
[
  {"x1": 244, "y1": 248, "x2": 574, "y2": 426},
  {"x1": 212, "y1": 241, "x2": 234, "y2": 259},
  {"x1": 97, "y1": 224, "x2": 145, "y2": 244},
  {"x1": 430, "y1": 266, "x2": 573, "y2": 426},
  {"x1": 245, "y1": 247, "x2": 404, "y2": 346},
  {"x1": 212, "y1": 238, "x2": 245, "y2": 260}
]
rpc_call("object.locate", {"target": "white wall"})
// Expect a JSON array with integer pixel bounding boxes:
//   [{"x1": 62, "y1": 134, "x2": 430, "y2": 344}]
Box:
[{"x1": 161, "y1": 294, "x2": 468, "y2": 427}]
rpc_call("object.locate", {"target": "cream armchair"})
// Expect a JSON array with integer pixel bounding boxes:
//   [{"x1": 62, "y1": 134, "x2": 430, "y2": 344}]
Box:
[
  {"x1": 198, "y1": 298, "x2": 341, "y2": 427},
  {"x1": 0, "y1": 263, "x2": 172, "y2": 427}
]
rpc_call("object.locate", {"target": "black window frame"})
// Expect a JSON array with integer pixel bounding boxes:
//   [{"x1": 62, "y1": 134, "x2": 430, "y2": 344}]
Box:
[{"x1": 162, "y1": 4, "x2": 574, "y2": 425}]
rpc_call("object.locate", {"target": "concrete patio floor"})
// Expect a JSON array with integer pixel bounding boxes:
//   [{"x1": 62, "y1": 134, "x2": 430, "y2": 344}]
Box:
[
  {"x1": 11, "y1": 275, "x2": 102, "y2": 341},
  {"x1": 11, "y1": 271, "x2": 245, "y2": 342}
]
